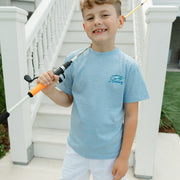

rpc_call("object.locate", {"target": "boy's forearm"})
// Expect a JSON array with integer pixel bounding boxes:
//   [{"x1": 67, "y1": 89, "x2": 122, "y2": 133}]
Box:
[
  {"x1": 118, "y1": 116, "x2": 137, "y2": 160},
  {"x1": 118, "y1": 102, "x2": 138, "y2": 160},
  {"x1": 45, "y1": 87, "x2": 73, "y2": 107}
]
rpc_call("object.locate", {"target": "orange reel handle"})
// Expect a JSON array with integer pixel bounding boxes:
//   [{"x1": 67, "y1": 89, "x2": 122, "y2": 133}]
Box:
[{"x1": 28, "y1": 83, "x2": 46, "y2": 97}]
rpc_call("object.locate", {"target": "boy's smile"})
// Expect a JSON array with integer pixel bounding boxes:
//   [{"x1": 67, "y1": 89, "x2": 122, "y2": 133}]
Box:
[
  {"x1": 83, "y1": 4, "x2": 124, "y2": 51},
  {"x1": 93, "y1": 28, "x2": 108, "y2": 34}
]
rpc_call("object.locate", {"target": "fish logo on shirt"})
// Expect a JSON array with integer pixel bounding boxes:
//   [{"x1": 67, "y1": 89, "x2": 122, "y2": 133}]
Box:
[{"x1": 108, "y1": 75, "x2": 124, "y2": 85}]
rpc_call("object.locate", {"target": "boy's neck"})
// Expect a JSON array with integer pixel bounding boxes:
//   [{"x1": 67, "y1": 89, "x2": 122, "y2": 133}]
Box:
[{"x1": 91, "y1": 43, "x2": 116, "y2": 52}]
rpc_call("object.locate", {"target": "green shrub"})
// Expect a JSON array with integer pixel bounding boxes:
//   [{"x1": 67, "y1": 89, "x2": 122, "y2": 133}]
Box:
[
  {"x1": 0, "y1": 53, "x2": 6, "y2": 114},
  {"x1": 0, "y1": 53, "x2": 9, "y2": 159},
  {"x1": 0, "y1": 124, "x2": 9, "y2": 159}
]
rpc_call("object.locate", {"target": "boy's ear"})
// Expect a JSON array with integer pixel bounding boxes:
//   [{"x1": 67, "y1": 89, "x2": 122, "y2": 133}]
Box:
[
  {"x1": 118, "y1": 15, "x2": 125, "y2": 29},
  {"x1": 83, "y1": 23, "x2": 85, "y2": 30}
]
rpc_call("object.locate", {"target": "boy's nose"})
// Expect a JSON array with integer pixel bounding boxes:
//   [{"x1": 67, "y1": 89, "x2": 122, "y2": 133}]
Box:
[{"x1": 94, "y1": 17, "x2": 102, "y2": 26}]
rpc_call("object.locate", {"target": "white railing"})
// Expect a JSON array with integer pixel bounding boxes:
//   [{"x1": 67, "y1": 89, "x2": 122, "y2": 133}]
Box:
[
  {"x1": 25, "y1": 0, "x2": 76, "y2": 122},
  {"x1": 0, "y1": 0, "x2": 77, "y2": 164},
  {"x1": 131, "y1": 0, "x2": 178, "y2": 178}
]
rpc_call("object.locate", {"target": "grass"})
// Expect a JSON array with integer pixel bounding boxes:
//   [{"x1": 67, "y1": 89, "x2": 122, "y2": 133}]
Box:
[{"x1": 160, "y1": 71, "x2": 180, "y2": 136}]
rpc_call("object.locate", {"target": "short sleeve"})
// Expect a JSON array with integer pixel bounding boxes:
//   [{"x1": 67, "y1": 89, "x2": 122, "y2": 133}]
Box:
[{"x1": 123, "y1": 63, "x2": 149, "y2": 103}]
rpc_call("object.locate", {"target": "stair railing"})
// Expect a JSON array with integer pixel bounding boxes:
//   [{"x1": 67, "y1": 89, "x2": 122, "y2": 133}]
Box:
[
  {"x1": 0, "y1": 0, "x2": 76, "y2": 164},
  {"x1": 25, "y1": 0, "x2": 77, "y2": 122}
]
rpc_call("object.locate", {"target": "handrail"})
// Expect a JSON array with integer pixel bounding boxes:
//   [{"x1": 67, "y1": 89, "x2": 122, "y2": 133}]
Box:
[{"x1": 25, "y1": 0, "x2": 55, "y2": 50}]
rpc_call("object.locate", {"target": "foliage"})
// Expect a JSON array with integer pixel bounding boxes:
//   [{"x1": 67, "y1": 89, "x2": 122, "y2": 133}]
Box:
[
  {"x1": 0, "y1": 53, "x2": 9, "y2": 159},
  {"x1": 0, "y1": 53, "x2": 6, "y2": 114},
  {"x1": 0, "y1": 124, "x2": 9, "y2": 159},
  {"x1": 160, "y1": 72, "x2": 180, "y2": 136}
]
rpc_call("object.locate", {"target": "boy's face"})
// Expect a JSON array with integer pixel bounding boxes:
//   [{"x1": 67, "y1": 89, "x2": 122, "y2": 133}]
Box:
[{"x1": 83, "y1": 4, "x2": 124, "y2": 48}]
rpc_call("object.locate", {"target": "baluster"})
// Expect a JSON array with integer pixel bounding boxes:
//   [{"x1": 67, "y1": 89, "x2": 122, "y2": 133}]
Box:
[
  {"x1": 56, "y1": 0, "x2": 62, "y2": 37},
  {"x1": 57, "y1": 0, "x2": 61, "y2": 38},
  {"x1": 54, "y1": 1, "x2": 59, "y2": 42},
  {"x1": 42, "y1": 21, "x2": 49, "y2": 68},
  {"x1": 63, "y1": 0, "x2": 66, "y2": 27},
  {"x1": 60, "y1": 1, "x2": 65, "y2": 31},
  {"x1": 37, "y1": 29, "x2": 45, "y2": 74},
  {"x1": 47, "y1": 15, "x2": 53, "y2": 58},
  {"x1": 33, "y1": 38, "x2": 39, "y2": 77},
  {"x1": 26, "y1": 47, "x2": 33, "y2": 90},
  {"x1": 51, "y1": 5, "x2": 56, "y2": 49}
]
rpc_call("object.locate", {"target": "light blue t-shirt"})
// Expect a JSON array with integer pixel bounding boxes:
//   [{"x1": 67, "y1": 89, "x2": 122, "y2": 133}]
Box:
[{"x1": 57, "y1": 47, "x2": 149, "y2": 159}]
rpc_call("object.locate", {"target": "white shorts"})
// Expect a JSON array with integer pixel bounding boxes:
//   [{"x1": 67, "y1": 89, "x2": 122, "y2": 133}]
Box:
[{"x1": 60, "y1": 144, "x2": 126, "y2": 180}]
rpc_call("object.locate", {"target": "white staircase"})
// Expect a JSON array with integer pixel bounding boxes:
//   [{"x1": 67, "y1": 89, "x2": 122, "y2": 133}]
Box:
[{"x1": 32, "y1": 9, "x2": 135, "y2": 166}]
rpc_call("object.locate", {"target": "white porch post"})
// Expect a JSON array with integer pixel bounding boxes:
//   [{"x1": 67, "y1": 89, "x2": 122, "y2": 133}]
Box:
[
  {"x1": 0, "y1": 0, "x2": 11, "y2": 6},
  {"x1": 0, "y1": 7, "x2": 33, "y2": 164},
  {"x1": 134, "y1": 6, "x2": 178, "y2": 178}
]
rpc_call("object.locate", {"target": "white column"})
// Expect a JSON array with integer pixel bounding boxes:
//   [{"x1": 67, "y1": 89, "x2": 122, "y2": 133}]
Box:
[
  {"x1": 0, "y1": 7, "x2": 33, "y2": 164},
  {"x1": 134, "y1": 6, "x2": 178, "y2": 178},
  {"x1": 0, "y1": 0, "x2": 11, "y2": 6}
]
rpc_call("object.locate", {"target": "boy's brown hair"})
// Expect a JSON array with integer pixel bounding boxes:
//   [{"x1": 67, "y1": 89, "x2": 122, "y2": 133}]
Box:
[{"x1": 80, "y1": 0, "x2": 122, "y2": 17}]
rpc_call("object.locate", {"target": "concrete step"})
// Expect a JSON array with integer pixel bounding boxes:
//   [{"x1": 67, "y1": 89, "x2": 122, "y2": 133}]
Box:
[
  {"x1": 0, "y1": 153, "x2": 141, "y2": 180},
  {"x1": 33, "y1": 103, "x2": 71, "y2": 130},
  {"x1": 33, "y1": 127, "x2": 69, "y2": 159},
  {"x1": 64, "y1": 31, "x2": 134, "y2": 44},
  {"x1": 32, "y1": 127, "x2": 135, "y2": 166}
]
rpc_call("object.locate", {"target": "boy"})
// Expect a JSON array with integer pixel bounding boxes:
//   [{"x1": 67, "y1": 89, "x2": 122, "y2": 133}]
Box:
[{"x1": 37, "y1": 0, "x2": 149, "y2": 179}]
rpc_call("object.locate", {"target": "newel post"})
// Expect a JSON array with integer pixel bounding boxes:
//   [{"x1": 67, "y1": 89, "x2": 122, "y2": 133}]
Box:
[
  {"x1": 0, "y1": 7, "x2": 33, "y2": 164},
  {"x1": 134, "y1": 6, "x2": 178, "y2": 178}
]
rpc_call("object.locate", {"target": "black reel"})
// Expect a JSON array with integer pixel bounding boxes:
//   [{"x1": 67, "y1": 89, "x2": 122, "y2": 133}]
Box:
[
  {"x1": 24, "y1": 75, "x2": 39, "y2": 83},
  {"x1": 24, "y1": 74, "x2": 65, "y2": 83}
]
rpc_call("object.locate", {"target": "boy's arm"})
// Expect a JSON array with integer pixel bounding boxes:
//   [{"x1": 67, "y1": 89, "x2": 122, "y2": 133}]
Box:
[
  {"x1": 112, "y1": 102, "x2": 138, "y2": 180},
  {"x1": 37, "y1": 70, "x2": 73, "y2": 107},
  {"x1": 45, "y1": 87, "x2": 73, "y2": 107}
]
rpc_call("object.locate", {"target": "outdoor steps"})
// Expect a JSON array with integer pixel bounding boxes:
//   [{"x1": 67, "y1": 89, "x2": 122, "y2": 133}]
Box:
[
  {"x1": 33, "y1": 128, "x2": 68, "y2": 160},
  {"x1": 33, "y1": 8, "x2": 135, "y2": 167}
]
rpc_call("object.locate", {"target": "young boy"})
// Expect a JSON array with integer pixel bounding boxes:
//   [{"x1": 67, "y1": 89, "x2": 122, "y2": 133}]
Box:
[{"x1": 37, "y1": 0, "x2": 149, "y2": 179}]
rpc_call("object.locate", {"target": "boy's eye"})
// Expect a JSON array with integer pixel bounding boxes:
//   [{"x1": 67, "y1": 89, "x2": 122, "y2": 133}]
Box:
[
  {"x1": 102, "y1": 14, "x2": 109, "y2": 17},
  {"x1": 87, "y1": 17, "x2": 94, "y2": 21}
]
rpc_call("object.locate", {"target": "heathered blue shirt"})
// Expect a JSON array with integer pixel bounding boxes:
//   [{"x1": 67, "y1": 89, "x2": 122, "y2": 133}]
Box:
[{"x1": 57, "y1": 47, "x2": 149, "y2": 159}]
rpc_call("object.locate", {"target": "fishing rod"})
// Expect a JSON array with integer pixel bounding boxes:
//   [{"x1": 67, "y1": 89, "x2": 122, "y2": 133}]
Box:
[
  {"x1": 0, "y1": 0, "x2": 149, "y2": 124},
  {"x1": 0, "y1": 46, "x2": 90, "y2": 124},
  {"x1": 123, "y1": 0, "x2": 149, "y2": 22}
]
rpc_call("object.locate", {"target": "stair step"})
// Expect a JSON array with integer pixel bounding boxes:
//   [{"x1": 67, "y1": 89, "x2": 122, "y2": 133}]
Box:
[
  {"x1": 34, "y1": 104, "x2": 71, "y2": 130},
  {"x1": 33, "y1": 127, "x2": 69, "y2": 159}
]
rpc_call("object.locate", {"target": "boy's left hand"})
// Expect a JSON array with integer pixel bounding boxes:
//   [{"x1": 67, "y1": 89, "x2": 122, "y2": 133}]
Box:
[{"x1": 112, "y1": 156, "x2": 129, "y2": 180}]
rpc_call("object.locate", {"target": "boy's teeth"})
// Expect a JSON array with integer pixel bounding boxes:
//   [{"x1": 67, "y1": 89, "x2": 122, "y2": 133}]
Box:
[{"x1": 95, "y1": 29, "x2": 106, "y2": 33}]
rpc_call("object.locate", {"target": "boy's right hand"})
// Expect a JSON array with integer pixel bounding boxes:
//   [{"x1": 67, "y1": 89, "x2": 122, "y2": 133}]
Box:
[{"x1": 37, "y1": 70, "x2": 59, "y2": 95}]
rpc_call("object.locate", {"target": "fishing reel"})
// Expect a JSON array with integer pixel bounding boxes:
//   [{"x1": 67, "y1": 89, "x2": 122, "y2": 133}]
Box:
[{"x1": 24, "y1": 73, "x2": 65, "y2": 83}]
